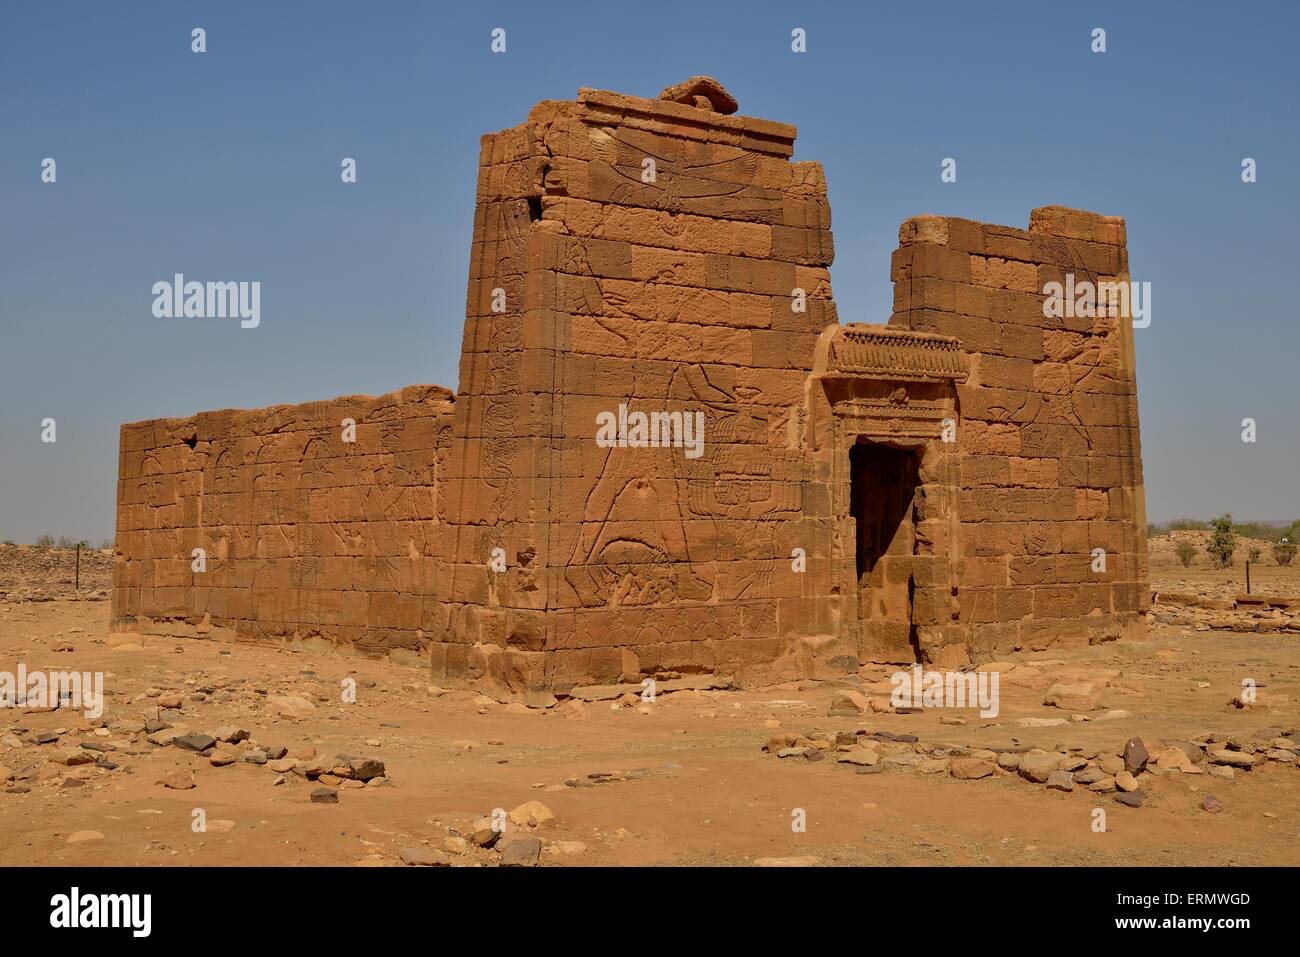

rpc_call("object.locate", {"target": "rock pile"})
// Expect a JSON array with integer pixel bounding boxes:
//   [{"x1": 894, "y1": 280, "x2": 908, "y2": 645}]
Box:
[{"x1": 764, "y1": 726, "x2": 1299, "y2": 808}]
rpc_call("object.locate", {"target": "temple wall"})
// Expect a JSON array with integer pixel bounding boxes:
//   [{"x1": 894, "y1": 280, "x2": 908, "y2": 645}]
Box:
[
  {"x1": 111, "y1": 79, "x2": 1149, "y2": 692},
  {"x1": 431, "y1": 86, "x2": 843, "y2": 691},
  {"x1": 888, "y1": 207, "x2": 1149, "y2": 655},
  {"x1": 111, "y1": 385, "x2": 455, "y2": 653}
]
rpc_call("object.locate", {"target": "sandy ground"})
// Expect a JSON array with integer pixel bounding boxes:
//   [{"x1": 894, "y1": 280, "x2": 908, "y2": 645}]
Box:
[{"x1": 2, "y1": 562, "x2": 1298, "y2": 867}]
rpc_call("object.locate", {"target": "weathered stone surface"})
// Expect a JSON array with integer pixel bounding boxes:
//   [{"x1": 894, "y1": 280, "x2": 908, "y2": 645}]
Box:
[
  {"x1": 828, "y1": 691, "x2": 870, "y2": 716},
  {"x1": 1018, "y1": 750, "x2": 1063, "y2": 783},
  {"x1": 508, "y1": 800, "x2": 556, "y2": 828},
  {"x1": 950, "y1": 758, "x2": 995, "y2": 780},
  {"x1": 498, "y1": 836, "x2": 543, "y2": 867},
  {"x1": 1045, "y1": 770, "x2": 1075, "y2": 792},
  {"x1": 174, "y1": 734, "x2": 216, "y2": 753},
  {"x1": 1044, "y1": 683, "x2": 1102, "y2": 712},
  {"x1": 838, "y1": 746, "x2": 881, "y2": 767},
  {"x1": 1123, "y1": 738, "x2": 1149, "y2": 773},
  {"x1": 400, "y1": 846, "x2": 450, "y2": 866}
]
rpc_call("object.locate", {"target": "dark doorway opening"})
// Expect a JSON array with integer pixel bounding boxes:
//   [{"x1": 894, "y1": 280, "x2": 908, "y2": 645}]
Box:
[{"x1": 849, "y1": 441, "x2": 921, "y2": 661}]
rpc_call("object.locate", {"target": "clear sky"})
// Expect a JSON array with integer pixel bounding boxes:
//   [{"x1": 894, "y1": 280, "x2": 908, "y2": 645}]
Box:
[{"x1": 2, "y1": 0, "x2": 1297, "y2": 543}]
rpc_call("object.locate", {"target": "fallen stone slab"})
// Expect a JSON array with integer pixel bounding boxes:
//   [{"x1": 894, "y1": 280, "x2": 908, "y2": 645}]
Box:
[
  {"x1": 497, "y1": 836, "x2": 542, "y2": 867},
  {"x1": 400, "y1": 847, "x2": 450, "y2": 866},
  {"x1": 174, "y1": 734, "x2": 216, "y2": 753},
  {"x1": 950, "y1": 758, "x2": 995, "y2": 780}
]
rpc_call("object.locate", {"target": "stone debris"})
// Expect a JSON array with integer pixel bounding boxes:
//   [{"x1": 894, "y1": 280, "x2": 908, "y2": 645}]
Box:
[
  {"x1": 507, "y1": 800, "x2": 556, "y2": 829},
  {"x1": 399, "y1": 846, "x2": 450, "y2": 866},
  {"x1": 949, "y1": 757, "x2": 994, "y2": 779},
  {"x1": 758, "y1": 722, "x2": 1299, "y2": 811},
  {"x1": 160, "y1": 770, "x2": 194, "y2": 790},
  {"x1": 497, "y1": 836, "x2": 543, "y2": 867}
]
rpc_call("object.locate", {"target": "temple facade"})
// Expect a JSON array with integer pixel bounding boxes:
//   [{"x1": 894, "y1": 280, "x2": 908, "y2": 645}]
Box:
[{"x1": 111, "y1": 77, "x2": 1148, "y2": 692}]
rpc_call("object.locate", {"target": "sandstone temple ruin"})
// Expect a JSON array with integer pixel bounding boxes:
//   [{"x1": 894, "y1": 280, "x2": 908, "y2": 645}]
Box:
[{"x1": 111, "y1": 77, "x2": 1149, "y2": 692}]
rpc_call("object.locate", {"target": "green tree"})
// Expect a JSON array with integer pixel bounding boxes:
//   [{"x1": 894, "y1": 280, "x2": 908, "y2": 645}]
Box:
[
  {"x1": 1206, "y1": 514, "x2": 1236, "y2": 569},
  {"x1": 1174, "y1": 540, "x2": 1196, "y2": 567}
]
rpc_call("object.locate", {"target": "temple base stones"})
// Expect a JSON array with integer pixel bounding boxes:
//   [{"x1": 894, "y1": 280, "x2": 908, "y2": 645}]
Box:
[{"x1": 111, "y1": 77, "x2": 1148, "y2": 693}]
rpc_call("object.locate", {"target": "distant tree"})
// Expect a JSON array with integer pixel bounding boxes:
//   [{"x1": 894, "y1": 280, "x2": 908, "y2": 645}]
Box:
[
  {"x1": 1274, "y1": 538, "x2": 1297, "y2": 567},
  {"x1": 101, "y1": 538, "x2": 114, "y2": 550},
  {"x1": 1206, "y1": 514, "x2": 1236, "y2": 569},
  {"x1": 35, "y1": 534, "x2": 54, "y2": 548},
  {"x1": 1175, "y1": 540, "x2": 1196, "y2": 567}
]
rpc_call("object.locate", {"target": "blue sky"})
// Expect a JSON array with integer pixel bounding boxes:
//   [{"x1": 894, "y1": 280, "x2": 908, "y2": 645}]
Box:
[{"x1": 2, "y1": 0, "x2": 1297, "y2": 542}]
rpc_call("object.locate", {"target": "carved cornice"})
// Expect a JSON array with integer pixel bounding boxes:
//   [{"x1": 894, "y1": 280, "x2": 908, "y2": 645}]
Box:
[{"x1": 820, "y1": 324, "x2": 968, "y2": 383}]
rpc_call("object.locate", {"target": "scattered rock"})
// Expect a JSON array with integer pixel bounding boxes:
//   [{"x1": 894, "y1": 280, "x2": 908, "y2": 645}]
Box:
[
  {"x1": 347, "y1": 757, "x2": 386, "y2": 782},
  {"x1": 469, "y1": 817, "x2": 502, "y2": 847},
  {"x1": 309, "y1": 787, "x2": 338, "y2": 804},
  {"x1": 545, "y1": 840, "x2": 587, "y2": 857},
  {"x1": 1208, "y1": 750, "x2": 1258, "y2": 768},
  {"x1": 828, "y1": 690, "x2": 870, "y2": 716},
  {"x1": 1122, "y1": 737, "x2": 1149, "y2": 773},
  {"x1": 837, "y1": 748, "x2": 879, "y2": 767},
  {"x1": 213, "y1": 725, "x2": 249, "y2": 743},
  {"x1": 1044, "y1": 682, "x2": 1102, "y2": 711},
  {"x1": 1073, "y1": 767, "x2": 1106, "y2": 785},
  {"x1": 1155, "y1": 746, "x2": 1191, "y2": 771},
  {"x1": 508, "y1": 800, "x2": 556, "y2": 828},
  {"x1": 174, "y1": 734, "x2": 216, "y2": 753},
  {"x1": 950, "y1": 758, "x2": 994, "y2": 780},
  {"x1": 160, "y1": 770, "x2": 194, "y2": 790},
  {"x1": 50, "y1": 748, "x2": 94, "y2": 766},
  {"x1": 1018, "y1": 751, "x2": 1062, "y2": 783},
  {"x1": 400, "y1": 846, "x2": 450, "y2": 866},
  {"x1": 497, "y1": 835, "x2": 542, "y2": 867},
  {"x1": 1046, "y1": 770, "x2": 1075, "y2": 792}
]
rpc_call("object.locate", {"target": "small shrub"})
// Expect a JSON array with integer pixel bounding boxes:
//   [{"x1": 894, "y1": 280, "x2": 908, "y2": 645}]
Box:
[
  {"x1": 1248, "y1": 546, "x2": 1262, "y2": 563},
  {"x1": 1206, "y1": 514, "x2": 1236, "y2": 569},
  {"x1": 1174, "y1": 541, "x2": 1196, "y2": 567},
  {"x1": 1275, "y1": 539, "x2": 1297, "y2": 567},
  {"x1": 34, "y1": 534, "x2": 54, "y2": 548}
]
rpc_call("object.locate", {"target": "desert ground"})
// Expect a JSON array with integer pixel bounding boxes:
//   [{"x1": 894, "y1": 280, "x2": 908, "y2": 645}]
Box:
[{"x1": 1, "y1": 540, "x2": 1297, "y2": 867}]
